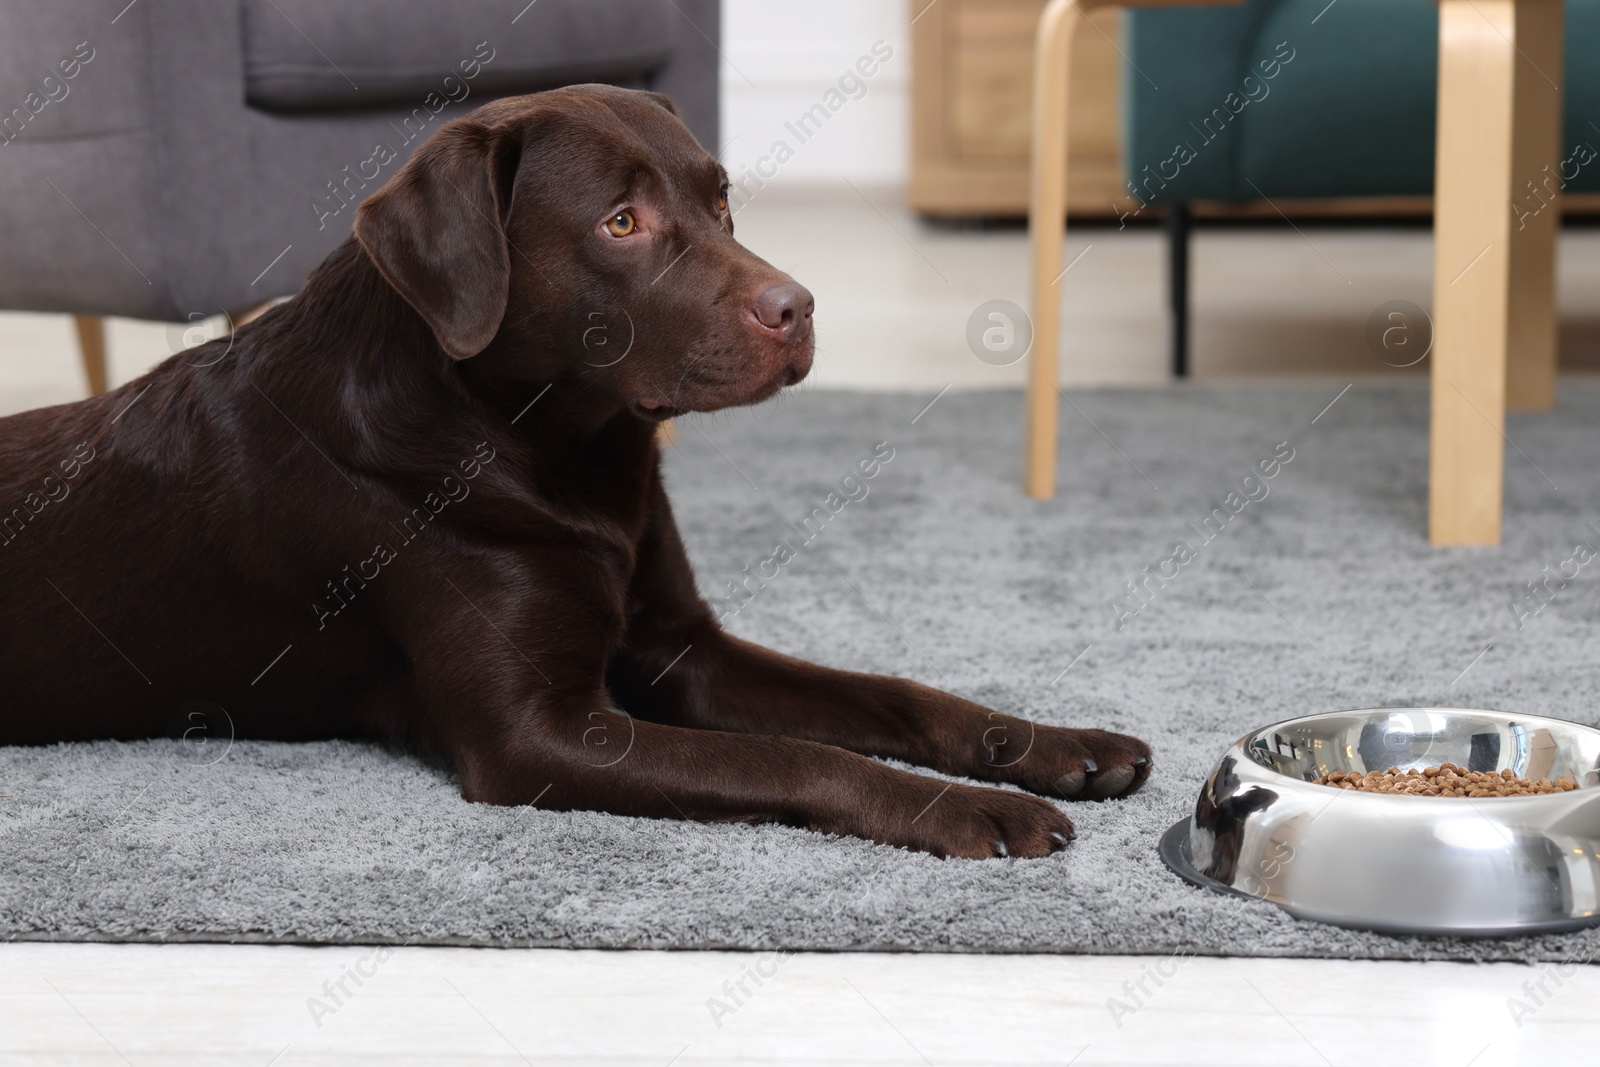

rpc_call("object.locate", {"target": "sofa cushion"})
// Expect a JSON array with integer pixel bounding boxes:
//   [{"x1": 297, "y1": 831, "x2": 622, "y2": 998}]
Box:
[{"x1": 242, "y1": 0, "x2": 677, "y2": 113}]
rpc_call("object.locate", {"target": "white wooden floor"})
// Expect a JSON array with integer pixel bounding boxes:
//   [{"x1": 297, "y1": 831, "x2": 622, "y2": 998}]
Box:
[
  {"x1": 2, "y1": 942, "x2": 1595, "y2": 1065},
  {"x1": 5, "y1": 196, "x2": 1600, "y2": 1061}
]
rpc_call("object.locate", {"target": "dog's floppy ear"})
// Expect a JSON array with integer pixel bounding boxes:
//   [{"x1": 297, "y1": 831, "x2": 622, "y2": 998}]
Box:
[
  {"x1": 641, "y1": 91, "x2": 680, "y2": 118},
  {"x1": 355, "y1": 120, "x2": 521, "y2": 361}
]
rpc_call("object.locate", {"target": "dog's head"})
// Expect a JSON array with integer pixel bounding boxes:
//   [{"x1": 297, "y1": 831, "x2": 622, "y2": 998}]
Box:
[{"x1": 354, "y1": 85, "x2": 813, "y2": 421}]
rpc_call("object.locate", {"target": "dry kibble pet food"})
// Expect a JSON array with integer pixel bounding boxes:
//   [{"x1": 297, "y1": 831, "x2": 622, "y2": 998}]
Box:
[{"x1": 1315, "y1": 763, "x2": 1581, "y2": 797}]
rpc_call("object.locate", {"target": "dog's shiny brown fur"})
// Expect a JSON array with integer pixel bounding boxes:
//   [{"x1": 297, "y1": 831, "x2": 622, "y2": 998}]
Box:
[{"x1": 0, "y1": 86, "x2": 1150, "y2": 858}]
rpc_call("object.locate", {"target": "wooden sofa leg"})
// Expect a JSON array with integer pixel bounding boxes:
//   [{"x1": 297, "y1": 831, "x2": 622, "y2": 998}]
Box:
[
  {"x1": 1025, "y1": 0, "x2": 1093, "y2": 499},
  {"x1": 232, "y1": 300, "x2": 277, "y2": 329},
  {"x1": 73, "y1": 315, "x2": 108, "y2": 396}
]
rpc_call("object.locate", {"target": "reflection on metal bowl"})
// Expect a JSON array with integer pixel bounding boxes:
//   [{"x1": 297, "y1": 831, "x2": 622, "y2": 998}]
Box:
[{"x1": 1160, "y1": 708, "x2": 1600, "y2": 936}]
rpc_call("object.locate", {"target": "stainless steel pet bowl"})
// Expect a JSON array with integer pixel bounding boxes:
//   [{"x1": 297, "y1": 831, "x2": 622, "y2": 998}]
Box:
[{"x1": 1160, "y1": 708, "x2": 1600, "y2": 936}]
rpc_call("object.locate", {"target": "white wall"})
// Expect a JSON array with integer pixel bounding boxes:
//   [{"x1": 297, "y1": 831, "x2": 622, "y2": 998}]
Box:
[{"x1": 719, "y1": 0, "x2": 910, "y2": 188}]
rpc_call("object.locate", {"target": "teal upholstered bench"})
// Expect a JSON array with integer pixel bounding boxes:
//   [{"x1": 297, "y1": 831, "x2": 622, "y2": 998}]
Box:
[{"x1": 1122, "y1": 0, "x2": 1600, "y2": 373}]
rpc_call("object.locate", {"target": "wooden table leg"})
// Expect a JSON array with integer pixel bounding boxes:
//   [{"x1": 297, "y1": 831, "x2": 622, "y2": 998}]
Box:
[
  {"x1": 1430, "y1": 0, "x2": 1562, "y2": 546},
  {"x1": 1024, "y1": 0, "x2": 1086, "y2": 500}
]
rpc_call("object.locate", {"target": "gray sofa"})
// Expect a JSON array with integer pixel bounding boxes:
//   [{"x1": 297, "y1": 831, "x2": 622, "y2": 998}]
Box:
[{"x1": 0, "y1": 0, "x2": 719, "y2": 334}]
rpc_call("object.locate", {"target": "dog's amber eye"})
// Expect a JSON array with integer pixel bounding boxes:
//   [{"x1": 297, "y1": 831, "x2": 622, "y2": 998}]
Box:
[
  {"x1": 716, "y1": 185, "x2": 729, "y2": 212},
  {"x1": 605, "y1": 211, "x2": 636, "y2": 237}
]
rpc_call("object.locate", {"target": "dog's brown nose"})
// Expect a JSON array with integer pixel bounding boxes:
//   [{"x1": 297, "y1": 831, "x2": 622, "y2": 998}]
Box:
[{"x1": 752, "y1": 281, "x2": 814, "y2": 337}]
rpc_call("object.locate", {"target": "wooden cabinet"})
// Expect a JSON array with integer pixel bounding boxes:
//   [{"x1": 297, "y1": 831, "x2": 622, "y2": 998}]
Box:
[{"x1": 910, "y1": 0, "x2": 1132, "y2": 218}]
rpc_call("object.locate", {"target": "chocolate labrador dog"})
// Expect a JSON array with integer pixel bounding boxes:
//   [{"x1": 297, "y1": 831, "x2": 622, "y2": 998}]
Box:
[{"x1": 0, "y1": 86, "x2": 1150, "y2": 858}]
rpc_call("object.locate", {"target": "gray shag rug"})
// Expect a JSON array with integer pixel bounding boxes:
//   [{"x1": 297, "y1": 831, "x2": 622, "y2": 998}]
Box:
[{"x1": 6, "y1": 382, "x2": 1600, "y2": 962}]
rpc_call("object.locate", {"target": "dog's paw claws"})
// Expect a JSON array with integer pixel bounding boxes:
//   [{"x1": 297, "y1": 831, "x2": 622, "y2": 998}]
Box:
[{"x1": 1085, "y1": 763, "x2": 1136, "y2": 800}]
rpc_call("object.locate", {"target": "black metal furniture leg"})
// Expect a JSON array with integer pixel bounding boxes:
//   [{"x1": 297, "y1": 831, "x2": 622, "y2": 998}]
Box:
[{"x1": 1167, "y1": 202, "x2": 1191, "y2": 378}]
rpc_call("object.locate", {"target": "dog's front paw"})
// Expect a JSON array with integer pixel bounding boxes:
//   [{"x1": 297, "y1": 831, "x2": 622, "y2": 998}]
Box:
[
  {"x1": 892, "y1": 781, "x2": 1076, "y2": 859},
  {"x1": 978, "y1": 720, "x2": 1152, "y2": 801}
]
